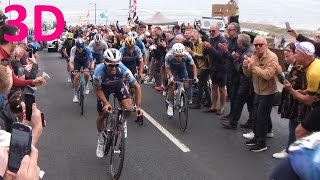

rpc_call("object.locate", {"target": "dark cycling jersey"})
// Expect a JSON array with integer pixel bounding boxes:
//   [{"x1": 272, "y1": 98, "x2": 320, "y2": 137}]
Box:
[{"x1": 63, "y1": 39, "x2": 75, "y2": 56}]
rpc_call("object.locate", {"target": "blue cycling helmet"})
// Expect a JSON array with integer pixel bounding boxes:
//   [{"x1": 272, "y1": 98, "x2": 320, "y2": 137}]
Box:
[
  {"x1": 27, "y1": 35, "x2": 33, "y2": 41},
  {"x1": 75, "y1": 38, "x2": 85, "y2": 48}
]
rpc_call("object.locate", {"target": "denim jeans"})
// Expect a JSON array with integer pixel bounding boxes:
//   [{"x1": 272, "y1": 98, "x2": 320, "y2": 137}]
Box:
[{"x1": 286, "y1": 118, "x2": 300, "y2": 150}]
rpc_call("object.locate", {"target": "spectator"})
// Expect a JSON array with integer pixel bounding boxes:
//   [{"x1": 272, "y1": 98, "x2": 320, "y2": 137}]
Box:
[
  {"x1": 0, "y1": 25, "x2": 45, "y2": 88},
  {"x1": 288, "y1": 28, "x2": 320, "y2": 57},
  {"x1": 165, "y1": 31, "x2": 175, "y2": 48},
  {"x1": 0, "y1": 10, "x2": 7, "y2": 26},
  {"x1": 175, "y1": 34, "x2": 185, "y2": 43},
  {"x1": 272, "y1": 43, "x2": 312, "y2": 159},
  {"x1": 0, "y1": 66, "x2": 13, "y2": 108},
  {"x1": 314, "y1": 30, "x2": 320, "y2": 43},
  {"x1": 243, "y1": 36, "x2": 278, "y2": 152},
  {"x1": 283, "y1": 42, "x2": 320, "y2": 139},
  {"x1": 221, "y1": 33, "x2": 255, "y2": 129},
  {"x1": 189, "y1": 30, "x2": 211, "y2": 109},
  {"x1": 0, "y1": 145, "x2": 40, "y2": 180},
  {"x1": 219, "y1": 22, "x2": 241, "y2": 120},
  {"x1": 0, "y1": 91, "x2": 43, "y2": 147},
  {"x1": 173, "y1": 25, "x2": 182, "y2": 35},
  {"x1": 203, "y1": 24, "x2": 228, "y2": 115}
]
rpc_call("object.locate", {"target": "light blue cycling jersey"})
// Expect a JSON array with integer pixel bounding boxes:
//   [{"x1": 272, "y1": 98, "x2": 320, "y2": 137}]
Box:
[
  {"x1": 165, "y1": 50, "x2": 195, "y2": 69},
  {"x1": 119, "y1": 45, "x2": 143, "y2": 70},
  {"x1": 93, "y1": 62, "x2": 137, "y2": 89},
  {"x1": 121, "y1": 39, "x2": 146, "y2": 54}
]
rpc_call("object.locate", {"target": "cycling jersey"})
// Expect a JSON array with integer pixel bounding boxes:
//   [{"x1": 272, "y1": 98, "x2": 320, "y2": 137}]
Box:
[
  {"x1": 121, "y1": 39, "x2": 146, "y2": 54},
  {"x1": 93, "y1": 62, "x2": 137, "y2": 89},
  {"x1": 306, "y1": 59, "x2": 320, "y2": 96},
  {"x1": 288, "y1": 132, "x2": 320, "y2": 180},
  {"x1": 70, "y1": 46, "x2": 93, "y2": 71},
  {"x1": 63, "y1": 39, "x2": 75, "y2": 57},
  {"x1": 165, "y1": 50, "x2": 195, "y2": 80},
  {"x1": 89, "y1": 40, "x2": 108, "y2": 54},
  {"x1": 93, "y1": 63, "x2": 137, "y2": 111},
  {"x1": 119, "y1": 45, "x2": 143, "y2": 75}
]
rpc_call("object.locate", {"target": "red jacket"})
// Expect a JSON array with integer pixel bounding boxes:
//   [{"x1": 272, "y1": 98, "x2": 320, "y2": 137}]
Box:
[{"x1": 0, "y1": 47, "x2": 33, "y2": 87}]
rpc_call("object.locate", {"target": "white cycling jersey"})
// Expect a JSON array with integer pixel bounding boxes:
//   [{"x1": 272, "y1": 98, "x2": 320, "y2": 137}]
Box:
[{"x1": 89, "y1": 40, "x2": 108, "y2": 54}]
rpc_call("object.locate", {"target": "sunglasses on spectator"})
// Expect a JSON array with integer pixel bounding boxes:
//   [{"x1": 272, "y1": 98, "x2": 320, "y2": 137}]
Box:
[
  {"x1": 253, "y1": 43, "x2": 265, "y2": 48},
  {"x1": 209, "y1": 30, "x2": 216, "y2": 33},
  {"x1": 106, "y1": 63, "x2": 120, "y2": 68},
  {"x1": 227, "y1": 29, "x2": 236, "y2": 31},
  {"x1": 316, "y1": 36, "x2": 320, "y2": 38}
]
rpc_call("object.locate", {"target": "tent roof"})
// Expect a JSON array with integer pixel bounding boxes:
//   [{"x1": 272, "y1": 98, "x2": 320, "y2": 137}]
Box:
[{"x1": 140, "y1": 11, "x2": 178, "y2": 26}]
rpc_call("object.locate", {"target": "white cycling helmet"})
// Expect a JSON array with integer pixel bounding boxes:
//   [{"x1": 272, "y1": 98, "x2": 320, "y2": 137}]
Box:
[
  {"x1": 94, "y1": 34, "x2": 102, "y2": 43},
  {"x1": 172, "y1": 43, "x2": 186, "y2": 56},
  {"x1": 103, "y1": 48, "x2": 122, "y2": 62},
  {"x1": 128, "y1": 31, "x2": 138, "y2": 39}
]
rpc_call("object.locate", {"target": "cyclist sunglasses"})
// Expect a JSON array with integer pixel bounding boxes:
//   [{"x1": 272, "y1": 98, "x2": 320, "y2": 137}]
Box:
[{"x1": 106, "y1": 63, "x2": 120, "y2": 68}]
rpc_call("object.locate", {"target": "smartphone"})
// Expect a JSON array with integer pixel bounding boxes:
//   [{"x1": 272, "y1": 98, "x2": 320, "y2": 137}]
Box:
[
  {"x1": 1, "y1": 58, "x2": 9, "y2": 67},
  {"x1": 24, "y1": 94, "x2": 35, "y2": 121},
  {"x1": 285, "y1": 22, "x2": 291, "y2": 31},
  {"x1": 28, "y1": 48, "x2": 33, "y2": 58},
  {"x1": 8, "y1": 122, "x2": 32, "y2": 173},
  {"x1": 23, "y1": 85, "x2": 35, "y2": 95}
]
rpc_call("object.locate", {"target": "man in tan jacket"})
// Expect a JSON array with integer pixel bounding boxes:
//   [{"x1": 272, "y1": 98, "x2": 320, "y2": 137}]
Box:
[{"x1": 242, "y1": 36, "x2": 278, "y2": 152}]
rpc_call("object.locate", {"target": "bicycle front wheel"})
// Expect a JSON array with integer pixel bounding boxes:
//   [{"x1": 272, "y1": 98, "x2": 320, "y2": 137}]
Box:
[
  {"x1": 79, "y1": 83, "x2": 84, "y2": 115},
  {"x1": 110, "y1": 124, "x2": 125, "y2": 180},
  {"x1": 179, "y1": 91, "x2": 188, "y2": 132}
]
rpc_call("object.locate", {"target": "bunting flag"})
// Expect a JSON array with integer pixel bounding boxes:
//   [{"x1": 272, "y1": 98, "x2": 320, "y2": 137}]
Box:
[{"x1": 100, "y1": 10, "x2": 108, "y2": 19}]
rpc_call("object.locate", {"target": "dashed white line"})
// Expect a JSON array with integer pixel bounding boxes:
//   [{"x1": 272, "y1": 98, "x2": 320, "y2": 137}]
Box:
[{"x1": 142, "y1": 110, "x2": 191, "y2": 153}]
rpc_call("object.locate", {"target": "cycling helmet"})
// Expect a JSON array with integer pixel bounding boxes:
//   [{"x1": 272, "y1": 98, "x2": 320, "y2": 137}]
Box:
[
  {"x1": 94, "y1": 34, "x2": 102, "y2": 43},
  {"x1": 103, "y1": 48, "x2": 122, "y2": 62},
  {"x1": 172, "y1": 43, "x2": 186, "y2": 56},
  {"x1": 66, "y1": 33, "x2": 74, "y2": 39},
  {"x1": 128, "y1": 31, "x2": 138, "y2": 39},
  {"x1": 75, "y1": 38, "x2": 85, "y2": 48},
  {"x1": 124, "y1": 37, "x2": 136, "y2": 47}
]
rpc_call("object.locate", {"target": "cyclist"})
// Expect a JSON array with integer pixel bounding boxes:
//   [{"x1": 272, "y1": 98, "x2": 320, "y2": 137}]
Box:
[
  {"x1": 165, "y1": 43, "x2": 198, "y2": 117},
  {"x1": 69, "y1": 38, "x2": 94, "y2": 102},
  {"x1": 63, "y1": 33, "x2": 75, "y2": 82},
  {"x1": 119, "y1": 37, "x2": 144, "y2": 80},
  {"x1": 128, "y1": 31, "x2": 148, "y2": 68},
  {"x1": 92, "y1": 48, "x2": 143, "y2": 158},
  {"x1": 89, "y1": 34, "x2": 108, "y2": 65}
]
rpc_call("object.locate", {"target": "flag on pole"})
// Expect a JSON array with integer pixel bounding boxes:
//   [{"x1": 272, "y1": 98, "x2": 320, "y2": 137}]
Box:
[{"x1": 100, "y1": 10, "x2": 108, "y2": 19}]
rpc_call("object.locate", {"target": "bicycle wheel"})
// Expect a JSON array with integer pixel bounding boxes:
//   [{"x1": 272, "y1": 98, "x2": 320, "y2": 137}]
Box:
[
  {"x1": 79, "y1": 83, "x2": 84, "y2": 115},
  {"x1": 178, "y1": 91, "x2": 188, "y2": 132},
  {"x1": 110, "y1": 123, "x2": 125, "y2": 180}
]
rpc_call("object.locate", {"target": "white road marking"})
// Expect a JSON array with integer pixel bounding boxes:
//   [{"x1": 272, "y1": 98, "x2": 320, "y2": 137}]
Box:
[{"x1": 142, "y1": 110, "x2": 191, "y2": 153}]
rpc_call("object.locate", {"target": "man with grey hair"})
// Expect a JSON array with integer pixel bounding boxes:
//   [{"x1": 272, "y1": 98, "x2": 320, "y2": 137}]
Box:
[
  {"x1": 175, "y1": 34, "x2": 185, "y2": 44},
  {"x1": 242, "y1": 36, "x2": 278, "y2": 152},
  {"x1": 219, "y1": 22, "x2": 241, "y2": 119},
  {"x1": 283, "y1": 42, "x2": 320, "y2": 139},
  {"x1": 203, "y1": 24, "x2": 228, "y2": 115},
  {"x1": 221, "y1": 33, "x2": 255, "y2": 129},
  {"x1": 189, "y1": 29, "x2": 211, "y2": 109}
]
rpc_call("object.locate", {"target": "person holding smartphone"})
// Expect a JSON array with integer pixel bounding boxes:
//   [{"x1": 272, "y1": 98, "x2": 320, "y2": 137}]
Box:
[
  {"x1": 0, "y1": 25, "x2": 46, "y2": 88},
  {"x1": 0, "y1": 91, "x2": 43, "y2": 147},
  {"x1": 0, "y1": 145, "x2": 40, "y2": 180}
]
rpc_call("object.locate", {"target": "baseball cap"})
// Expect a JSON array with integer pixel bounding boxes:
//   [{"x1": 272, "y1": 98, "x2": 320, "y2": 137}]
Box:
[{"x1": 295, "y1": 42, "x2": 315, "y2": 55}]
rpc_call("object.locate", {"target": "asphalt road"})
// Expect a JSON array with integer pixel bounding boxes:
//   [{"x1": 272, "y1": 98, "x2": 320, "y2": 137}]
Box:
[{"x1": 35, "y1": 50, "x2": 288, "y2": 180}]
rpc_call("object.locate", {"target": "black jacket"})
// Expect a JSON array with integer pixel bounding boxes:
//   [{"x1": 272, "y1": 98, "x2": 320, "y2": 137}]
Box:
[{"x1": 0, "y1": 104, "x2": 17, "y2": 132}]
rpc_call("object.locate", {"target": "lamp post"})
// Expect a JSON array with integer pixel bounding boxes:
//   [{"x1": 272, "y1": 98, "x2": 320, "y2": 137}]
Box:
[
  {"x1": 9, "y1": 0, "x2": 11, "y2": 20},
  {"x1": 89, "y1": 3, "x2": 97, "y2": 25}
]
